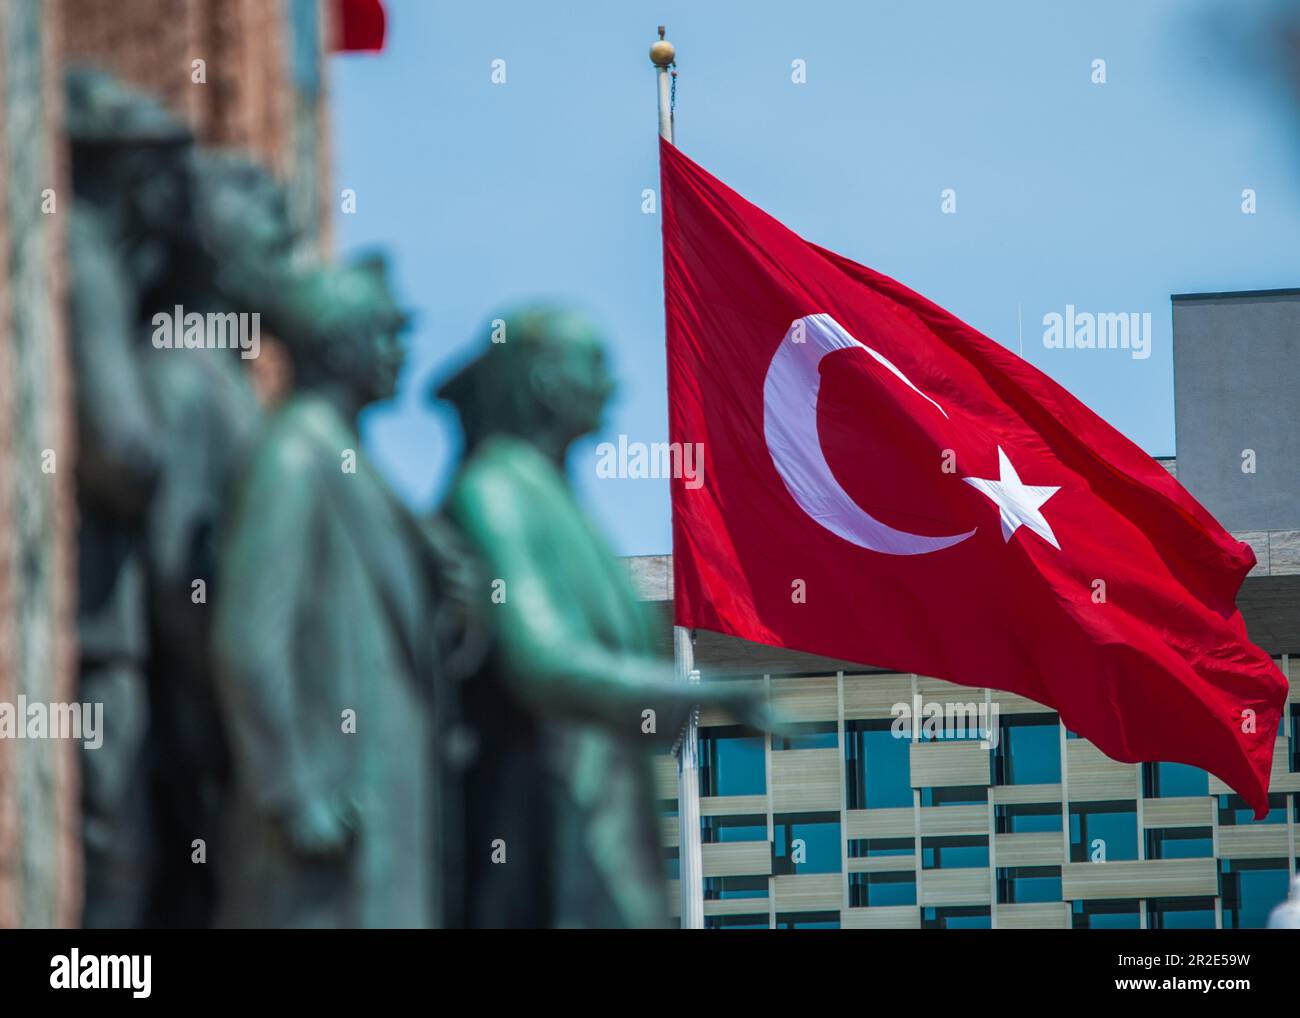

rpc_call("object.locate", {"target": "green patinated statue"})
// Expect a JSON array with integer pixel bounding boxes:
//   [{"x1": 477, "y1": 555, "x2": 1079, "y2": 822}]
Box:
[
  {"x1": 64, "y1": 67, "x2": 193, "y2": 928},
  {"x1": 437, "y1": 307, "x2": 764, "y2": 928},
  {"x1": 212, "y1": 255, "x2": 456, "y2": 928},
  {"x1": 138, "y1": 152, "x2": 293, "y2": 927}
]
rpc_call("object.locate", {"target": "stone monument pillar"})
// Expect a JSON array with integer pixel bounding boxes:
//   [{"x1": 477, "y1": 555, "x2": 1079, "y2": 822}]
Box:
[
  {"x1": 0, "y1": 0, "x2": 79, "y2": 930},
  {"x1": 0, "y1": 0, "x2": 335, "y2": 928}
]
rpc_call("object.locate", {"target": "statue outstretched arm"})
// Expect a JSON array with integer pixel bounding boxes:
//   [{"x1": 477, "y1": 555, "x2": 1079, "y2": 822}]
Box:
[{"x1": 449, "y1": 462, "x2": 758, "y2": 736}]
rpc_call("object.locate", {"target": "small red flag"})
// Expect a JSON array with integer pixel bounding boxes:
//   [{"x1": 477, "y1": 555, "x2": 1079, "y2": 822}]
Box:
[
  {"x1": 660, "y1": 138, "x2": 1287, "y2": 816},
  {"x1": 334, "y1": 0, "x2": 386, "y2": 53}
]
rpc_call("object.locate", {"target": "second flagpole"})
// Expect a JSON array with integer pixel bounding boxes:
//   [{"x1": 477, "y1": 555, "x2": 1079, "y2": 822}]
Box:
[{"x1": 651, "y1": 26, "x2": 704, "y2": 931}]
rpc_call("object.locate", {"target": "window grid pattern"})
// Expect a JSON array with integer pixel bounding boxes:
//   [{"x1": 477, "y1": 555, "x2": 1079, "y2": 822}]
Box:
[{"x1": 658, "y1": 657, "x2": 1297, "y2": 929}]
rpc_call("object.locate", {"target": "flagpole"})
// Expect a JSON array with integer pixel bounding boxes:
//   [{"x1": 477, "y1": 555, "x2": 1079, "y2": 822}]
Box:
[{"x1": 652, "y1": 26, "x2": 703, "y2": 932}]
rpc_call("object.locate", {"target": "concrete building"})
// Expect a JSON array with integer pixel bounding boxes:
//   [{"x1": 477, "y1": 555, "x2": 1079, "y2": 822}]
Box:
[{"x1": 631, "y1": 289, "x2": 1300, "y2": 929}]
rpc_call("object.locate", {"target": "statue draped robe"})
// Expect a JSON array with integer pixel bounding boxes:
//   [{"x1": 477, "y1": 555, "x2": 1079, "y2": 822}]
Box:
[
  {"x1": 140, "y1": 343, "x2": 260, "y2": 926},
  {"x1": 213, "y1": 394, "x2": 443, "y2": 928},
  {"x1": 68, "y1": 208, "x2": 163, "y2": 928},
  {"x1": 446, "y1": 434, "x2": 684, "y2": 929}
]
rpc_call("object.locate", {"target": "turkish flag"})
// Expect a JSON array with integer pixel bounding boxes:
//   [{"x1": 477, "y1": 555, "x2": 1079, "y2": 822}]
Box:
[
  {"x1": 660, "y1": 138, "x2": 1287, "y2": 816},
  {"x1": 334, "y1": 0, "x2": 386, "y2": 52}
]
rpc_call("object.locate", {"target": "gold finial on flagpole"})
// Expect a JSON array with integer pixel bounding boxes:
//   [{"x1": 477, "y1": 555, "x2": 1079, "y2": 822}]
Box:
[
  {"x1": 651, "y1": 26, "x2": 675, "y2": 142},
  {"x1": 650, "y1": 25, "x2": 675, "y2": 67}
]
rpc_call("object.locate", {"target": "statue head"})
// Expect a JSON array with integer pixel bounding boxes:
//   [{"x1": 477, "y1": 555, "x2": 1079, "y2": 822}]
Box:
[
  {"x1": 435, "y1": 306, "x2": 616, "y2": 457},
  {"x1": 185, "y1": 151, "x2": 297, "y2": 309},
  {"x1": 189, "y1": 151, "x2": 295, "y2": 268},
  {"x1": 269, "y1": 253, "x2": 411, "y2": 407},
  {"x1": 65, "y1": 67, "x2": 194, "y2": 284}
]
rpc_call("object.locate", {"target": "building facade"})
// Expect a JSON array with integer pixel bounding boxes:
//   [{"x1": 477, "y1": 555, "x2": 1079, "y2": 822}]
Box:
[
  {"x1": 632, "y1": 288, "x2": 1300, "y2": 929},
  {"x1": 637, "y1": 658, "x2": 1298, "y2": 929}
]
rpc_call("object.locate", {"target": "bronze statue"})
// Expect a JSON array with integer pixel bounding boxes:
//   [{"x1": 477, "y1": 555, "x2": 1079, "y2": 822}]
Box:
[
  {"x1": 138, "y1": 151, "x2": 292, "y2": 927},
  {"x1": 436, "y1": 306, "x2": 765, "y2": 928},
  {"x1": 64, "y1": 67, "x2": 193, "y2": 928},
  {"x1": 211, "y1": 256, "x2": 454, "y2": 927}
]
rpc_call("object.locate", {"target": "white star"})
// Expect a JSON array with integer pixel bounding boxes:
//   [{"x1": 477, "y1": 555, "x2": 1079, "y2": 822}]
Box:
[{"x1": 962, "y1": 447, "x2": 1061, "y2": 550}]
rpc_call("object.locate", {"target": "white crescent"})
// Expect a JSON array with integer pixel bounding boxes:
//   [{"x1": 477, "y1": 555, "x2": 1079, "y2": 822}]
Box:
[{"x1": 762, "y1": 313, "x2": 976, "y2": 555}]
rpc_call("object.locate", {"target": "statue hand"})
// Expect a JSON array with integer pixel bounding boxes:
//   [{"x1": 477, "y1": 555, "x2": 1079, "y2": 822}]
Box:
[
  {"x1": 277, "y1": 795, "x2": 358, "y2": 859},
  {"x1": 725, "y1": 692, "x2": 784, "y2": 736},
  {"x1": 697, "y1": 684, "x2": 794, "y2": 738}
]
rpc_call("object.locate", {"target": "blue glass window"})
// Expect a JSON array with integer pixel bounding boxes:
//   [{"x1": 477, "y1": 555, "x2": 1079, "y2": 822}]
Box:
[
  {"x1": 914, "y1": 701, "x2": 987, "y2": 742},
  {"x1": 704, "y1": 876, "x2": 768, "y2": 901},
  {"x1": 1218, "y1": 793, "x2": 1286, "y2": 826},
  {"x1": 1069, "y1": 801, "x2": 1137, "y2": 861},
  {"x1": 849, "y1": 871, "x2": 916, "y2": 907},
  {"x1": 1290, "y1": 705, "x2": 1299, "y2": 772},
  {"x1": 1072, "y1": 899, "x2": 1140, "y2": 929},
  {"x1": 847, "y1": 837, "x2": 913, "y2": 858},
  {"x1": 994, "y1": 714, "x2": 1061, "y2": 784},
  {"x1": 922, "y1": 906, "x2": 989, "y2": 929},
  {"x1": 701, "y1": 814, "x2": 767, "y2": 844},
  {"x1": 922, "y1": 836, "x2": 988, "y2": 869},
  {"x1": 921, "y1": 785, "x2": 985, "y2": 807},
  {"x1": 845, "y1": 719, "x2": 911, "y2": 809},
  {"x1": 773, "y1": 814, "x2": 840, "y2": 875},
  {"x1": 699, "y1": 725, "x2": 765, "y2": 797},
  {"x1": 996, "y1": 802, "x2": 1062, "y2": 834},
  {"x1": 775, "y1": 911, "x2": 839, "y2": 929},
  {"x1": 705, "y1": 914, "x2": 768, "y2": 930},
  {"x1": 1221, "y1": 860, "x2": 1290, "y2": 928},
  {"x1": 1147, "y1": 897, "x2": 1215, "y2": 929},
  {"x1": 997, "y1": 866, "x2": 1061, "y2": 903},
  {"x1": 1145, "y1": 827, "x2": 1212, "y2": 859},
  {"x1": 772, "y1": 721, "x2": 837, "y2": 751},
  {"x1": 1143, "y1": 761, "x2": 1208, "y2": 797}
]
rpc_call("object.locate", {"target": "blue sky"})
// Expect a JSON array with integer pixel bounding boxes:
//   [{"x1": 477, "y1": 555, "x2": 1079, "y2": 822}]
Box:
[{"x1": 331, "y1": 0, "x2": 1300, "y2": 556}]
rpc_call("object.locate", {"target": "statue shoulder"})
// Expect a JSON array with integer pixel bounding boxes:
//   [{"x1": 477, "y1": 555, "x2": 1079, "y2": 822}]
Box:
[
  {"x1": 242, "y1": 397, "x2": 340, "y2": 489},
  {"x1": 453, "y1": 434, "x2": 550, "y2": 496},
  {"x1": 447, "y1": 436, "x2": 553, "y2": 539}
]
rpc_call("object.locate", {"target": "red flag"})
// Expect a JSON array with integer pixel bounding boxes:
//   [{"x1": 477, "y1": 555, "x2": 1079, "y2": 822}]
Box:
[
  {"x1": 660, "y1": 138, "x2": 1287, "y2": 816},
  {"x1": 334, "y1": 0, "x2": 386, "y2": 53}
]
